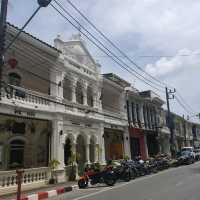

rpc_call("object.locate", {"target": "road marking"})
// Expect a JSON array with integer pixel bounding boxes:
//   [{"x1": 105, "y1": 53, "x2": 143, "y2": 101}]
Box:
[{"x1": 72, "y1": 162, "x2": 200, "y2": 200}]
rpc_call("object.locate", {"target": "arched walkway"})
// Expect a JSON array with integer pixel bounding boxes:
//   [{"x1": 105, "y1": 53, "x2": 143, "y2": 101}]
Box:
[
  {"x1": 89, "y1": 136, "x2": 96, "y2": 163},
  {"x1": 64, "y1": 138, "x2": 72, "y2": 165},
  {"x1": 76, "y1": 135, "x2": 86, "y2": 175}
]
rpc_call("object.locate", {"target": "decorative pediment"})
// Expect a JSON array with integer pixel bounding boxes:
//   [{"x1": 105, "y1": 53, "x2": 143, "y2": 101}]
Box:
[{"x1": 63, "y1": 35, "x2": 96, "y2": 71}]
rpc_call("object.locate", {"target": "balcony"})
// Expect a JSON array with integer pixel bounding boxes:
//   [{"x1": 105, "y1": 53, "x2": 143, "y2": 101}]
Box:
[{"x1": 1, "y1": 84, "x2": 52, "y2": 111}]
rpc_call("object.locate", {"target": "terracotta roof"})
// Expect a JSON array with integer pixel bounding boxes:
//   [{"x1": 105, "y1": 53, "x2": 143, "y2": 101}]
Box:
[{"x1": 7, "y1": 22, "x2": 61, "y2": 53}]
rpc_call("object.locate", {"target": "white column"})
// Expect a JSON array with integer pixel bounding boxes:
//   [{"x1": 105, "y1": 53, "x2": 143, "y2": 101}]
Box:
[
  {"x1": 100, "y1": 123, "x2": 106, "y2": 164},
  {"x1": 51, "y1": 116, "x2": 65, "y2": 169},
  {"x1": 123, "y1": 128, "x2": 131, "y2": 158},
  {"x1": 128, "y1": 101, "x2": 133, "y2": 125},
  {"x1": 139, "y1": 103, "x2": 144, "y2": 127},
  {"x1": 50, "y1": 69, "x2": 65, "y2": 100},
  {"x1": 82, "y1": 80, "x2": 88, "y2": 106},
  {"x1": 95, "y1": 143, "x2": 99, "y2": 162},
  {"x1": 92, "y1": 87, "x2": 98, "y2": 109},
  {"x1": 86, "y1": 142, "x2": 90, "y2": 164},
  {"x1": 134, "y1": 103, "x2": 138, "y2": 127},
  {"x1": 144, "y1": 134, "x2": 149, "y2": 159},
  {"x1": 71, "y1": 75, "x2": 78, "y2": 103}
]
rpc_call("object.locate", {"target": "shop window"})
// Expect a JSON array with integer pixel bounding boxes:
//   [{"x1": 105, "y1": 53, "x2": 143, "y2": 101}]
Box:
[
  {"x1": 8, "y1": 73, "x2": 21, "y2": 86},
  {"x1": 9, "y1": 139, "x2": 25, "y2": 168},
  {"x1": 12, "y1": 122, "x2": 26, "y2": 134}
]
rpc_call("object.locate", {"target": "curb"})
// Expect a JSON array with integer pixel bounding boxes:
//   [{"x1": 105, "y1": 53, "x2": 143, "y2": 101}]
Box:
[{"x1": 12, "y1": 186, "x2": 73, "y2": 200}]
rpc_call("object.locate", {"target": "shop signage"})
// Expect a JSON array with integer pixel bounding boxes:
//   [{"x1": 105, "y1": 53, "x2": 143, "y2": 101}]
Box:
[{"x1": 14, "y1": 109, "x2": 36, "y2": 118}]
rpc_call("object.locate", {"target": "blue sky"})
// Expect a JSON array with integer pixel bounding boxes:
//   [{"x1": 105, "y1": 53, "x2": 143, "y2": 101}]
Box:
[{"x1": 6, "y1": 0, "x2": 200, "y2": 121}]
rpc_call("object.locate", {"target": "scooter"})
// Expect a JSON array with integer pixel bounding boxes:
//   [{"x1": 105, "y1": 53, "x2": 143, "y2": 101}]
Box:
[{"x1": 78, "y1": 165, "x2": 116, "y2": 189}]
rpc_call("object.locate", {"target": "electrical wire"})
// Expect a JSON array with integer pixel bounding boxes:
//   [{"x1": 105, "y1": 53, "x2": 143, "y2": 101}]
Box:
[
  {"x1": 50, "y1": 2, "x2": 165, "y2": 94},
  {"x1": 176, "y1": 91, "x2": 196, "y2": 114},
  {"x1": 64, "y1": 0, "x2": 170, "y2": 89},
  {"x1": 174, "y1": 95, "x2": 193, "y2": 115}
]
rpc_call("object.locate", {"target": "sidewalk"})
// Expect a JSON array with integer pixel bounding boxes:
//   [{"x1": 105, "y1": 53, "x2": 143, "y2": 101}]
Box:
[{"x1": 1, "y1": 181, "x2": 77, "y2": 200}]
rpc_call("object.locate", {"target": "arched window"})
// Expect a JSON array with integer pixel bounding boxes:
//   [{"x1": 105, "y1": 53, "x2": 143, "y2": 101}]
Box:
[{"x1": 8, "y1": 73, "x2": 21, "y2": 86}]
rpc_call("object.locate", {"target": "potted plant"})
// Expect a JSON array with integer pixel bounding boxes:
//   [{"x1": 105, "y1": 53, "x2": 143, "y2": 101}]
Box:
[
  {"x1": 48, "y1": 159, "x2": 60, "y2": 184},
  {"x1": 124, "y1": 155, "x2": 130, "y2": 161},
  {"x1": 68, "y1": 153, "x2": 76, "y2": 181}
]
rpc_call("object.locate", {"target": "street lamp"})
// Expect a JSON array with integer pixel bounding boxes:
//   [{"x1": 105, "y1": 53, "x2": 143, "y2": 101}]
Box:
[{"x1": 37, "y1": 0, "x2": 52, "y2": 7}]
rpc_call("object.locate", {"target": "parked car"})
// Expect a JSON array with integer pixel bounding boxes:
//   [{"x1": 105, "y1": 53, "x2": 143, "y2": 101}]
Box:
[
  {"x1": 181, "y1": 147, "x2": 195, "y2": 160},
  {"x1": 177, "y1": 150, "x2": 195, "y2": 165},
  {"x1": 194, "y1": 149, "x2": 200, "y2": 160}
]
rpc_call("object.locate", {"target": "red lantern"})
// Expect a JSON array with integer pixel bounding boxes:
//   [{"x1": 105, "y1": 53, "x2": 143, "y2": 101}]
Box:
[{"x1": 8, "y1": 58, "x2": 18, "y2": 69}]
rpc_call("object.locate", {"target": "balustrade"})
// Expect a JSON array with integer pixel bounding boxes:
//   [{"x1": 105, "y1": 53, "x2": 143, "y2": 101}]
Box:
[{"x1": 0, "y1": 167, "x2": 49, "y2": 189}]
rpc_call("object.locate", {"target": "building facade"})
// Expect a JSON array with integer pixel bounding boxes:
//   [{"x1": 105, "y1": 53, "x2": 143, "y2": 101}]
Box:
[
  {"x1": 126, "y1": 87, "x2": 170, "y2": 159},
  {"x1": 0, "y1": 24, "x2": 130, "y2": 195},
  {"x1": 101, "y1": 73, "x2": 130, "y2": 161}
]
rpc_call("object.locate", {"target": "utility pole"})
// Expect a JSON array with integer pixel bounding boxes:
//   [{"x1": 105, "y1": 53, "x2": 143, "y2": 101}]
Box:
[
  {"x1": 165, "y1": 87, "x2": 176, "y2": 157},
  {"x1": 183, "y1": 115, "x2": 187, "y2": 146},
  {"x1": 0, "y1": 0, "x2": 8, "y2": 100}
]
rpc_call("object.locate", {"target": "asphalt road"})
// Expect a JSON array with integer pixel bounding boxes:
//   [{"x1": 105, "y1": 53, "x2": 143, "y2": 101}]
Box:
[{"x1": 50, "y1": 161, "x2": 200, "y2": 200}]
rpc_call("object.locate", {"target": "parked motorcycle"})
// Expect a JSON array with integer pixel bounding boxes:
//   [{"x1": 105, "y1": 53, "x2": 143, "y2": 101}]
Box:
[
  {"x1": 126, "y1": 158, "x2": 149, "y2": 177},
  {"x1": 78, "y1": 164, "x2": 116, "y2": 189},
  {"x1": 153, "y1": 154, "x2": 170, "y2": 171},
  {"x1": 113, "y1": 160, "x2": 135, "y2": 182}
]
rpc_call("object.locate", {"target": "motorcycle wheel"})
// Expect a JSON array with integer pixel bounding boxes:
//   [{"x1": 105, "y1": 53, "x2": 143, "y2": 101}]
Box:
[
  {"x1": 104, "y1": 174, "x2": 116, "y2": 186},
  {"x1": 123, "y1": 172, "x2": 131, "y2": 182},
  {"x1": 78, "y1": 178, "x2": 88, "y2": 189},
  {"x1": 130, "y1": 170, "x2": 136, "y2": 179}
]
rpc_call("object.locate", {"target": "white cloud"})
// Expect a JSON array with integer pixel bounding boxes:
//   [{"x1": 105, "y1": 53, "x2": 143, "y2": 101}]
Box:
[
  {"x1": 144, "y1": 48, "x2": 200, "y2": 118},
  {"x1": 145, "y1": 49, "x2": 200, "y2": 77}
]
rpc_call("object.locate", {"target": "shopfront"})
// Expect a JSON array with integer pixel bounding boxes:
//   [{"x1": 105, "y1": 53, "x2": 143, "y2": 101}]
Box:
[
  {"x1": 0, "y1": 114, "x2": 51, "y2": 170},
  {"x1": 129, "y1": 127, "x2": 147, "y2": 160},
  {"x1": 104, "y1": 128, "x2": 124, "y2": 161},
  {"x1": 145, "y1": 130, "x2": 159, "y2": 157}
]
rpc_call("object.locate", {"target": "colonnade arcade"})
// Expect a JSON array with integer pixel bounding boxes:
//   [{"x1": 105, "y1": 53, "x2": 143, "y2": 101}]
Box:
[
  {"x1": 64, "y1": 133, "x2": 99, "y2": 171},
  {"x1": 63, "y1": 73, "x2": 100, "y2": 108},
  {"x1": 128, "y1": 101, "x2": 159, "y2": 130}
]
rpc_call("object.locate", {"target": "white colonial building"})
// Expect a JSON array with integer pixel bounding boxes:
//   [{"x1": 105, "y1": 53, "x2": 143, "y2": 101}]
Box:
[{"x1": 0, "y1": 24, "x2": 131, "y2": 195}]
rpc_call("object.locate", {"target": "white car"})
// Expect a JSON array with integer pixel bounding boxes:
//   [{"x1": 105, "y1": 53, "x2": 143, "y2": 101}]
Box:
[{"x1": 181, "y1": 147, "x2": 196, "y2": 159}]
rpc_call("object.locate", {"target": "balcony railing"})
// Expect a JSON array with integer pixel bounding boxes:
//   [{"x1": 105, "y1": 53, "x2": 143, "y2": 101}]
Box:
[
  {"x1": 0, "y1": 167, "x2": 49, "y2": 195},
  {"x1": 1, "y1": 84, "x2": 51, "y2": 107}
]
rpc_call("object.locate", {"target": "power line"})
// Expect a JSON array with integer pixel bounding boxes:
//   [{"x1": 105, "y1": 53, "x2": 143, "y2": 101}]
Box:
[
  {"x1": 64, "y1": 0, "x2": 170, "y2": 89},
  {"x1": 63, "y1": 0, "x2": 199, "y2": 117},
  {"x1": 176, "y1": 91, "x2": 195, "y2": 114},
  {"x1": 52, "y1": 0, "x2": 165, "y2": 90},
  {"x1": 50, "y1": 2, "x2": 165, "y2": 94},
  {"x1": 174, "y1": 95, "x2": 193, "y2": 115}
]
